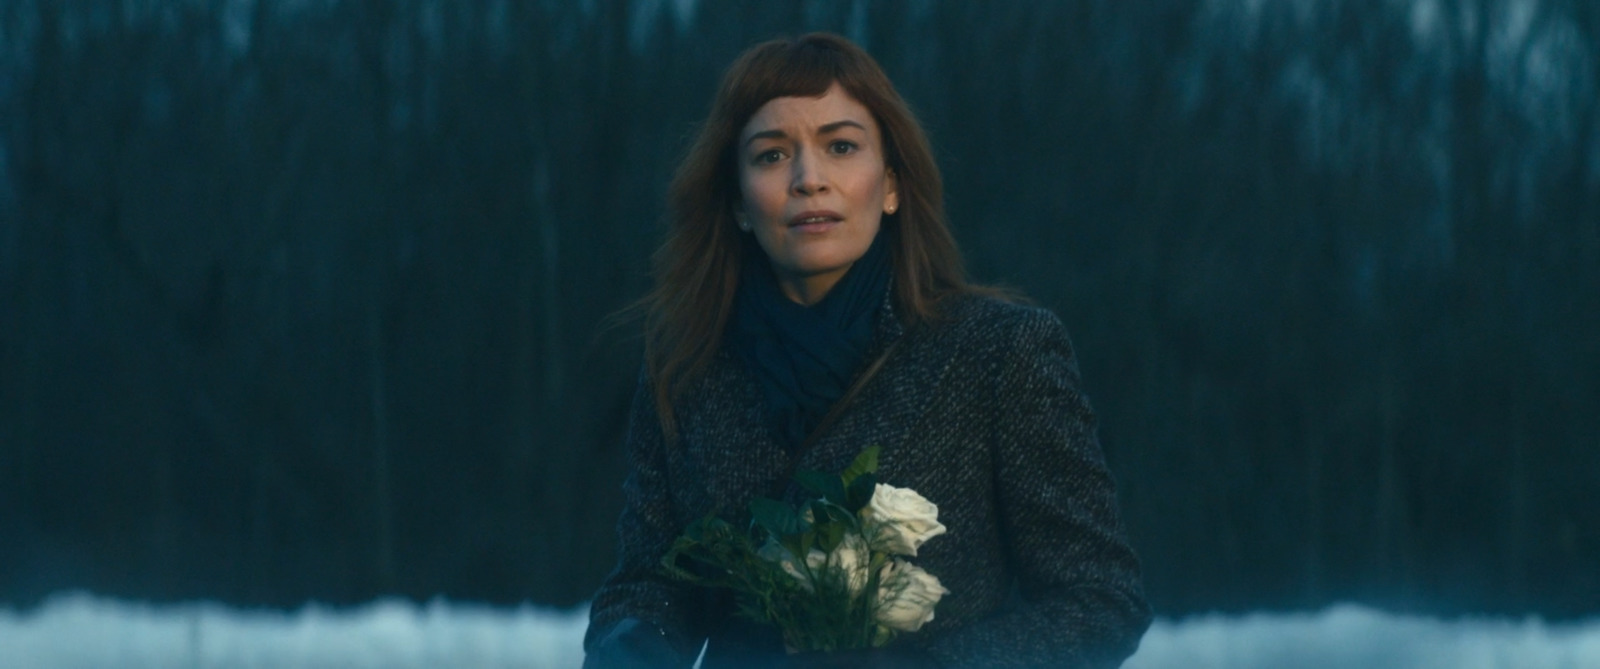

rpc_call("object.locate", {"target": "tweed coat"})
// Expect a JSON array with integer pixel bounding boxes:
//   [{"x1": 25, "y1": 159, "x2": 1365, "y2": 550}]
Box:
[{"x1": 585, "y1": 293, "x2": 1152, "y2": 668}]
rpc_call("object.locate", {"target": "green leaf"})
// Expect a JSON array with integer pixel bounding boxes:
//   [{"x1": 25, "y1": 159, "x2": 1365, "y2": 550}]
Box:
[
  {"x1": 749, "y1": 496, "x2": 804, "y2": 537},
  {"x1": 816, "y1": 519, "x2": 846, "y2": 552},
  {"x1": 844, "y1": 471, "x2": 877, "y2": 514},
  {"x1": 810, "y1": 499, "x2": 860, "y2": 539},
  {"x1": 661, "y1": 531, "x2": 733, "y2": 587},
  {"x1": 779, "y1": 532, "x2": 806, "y2": 562},
  {"x1": 818, "y1": 499, "x2": 855, "y2": 524},
  {"x1": 841, "y1": 445, "x2": 880, "y2": 487},
  {"x1": 796, "y1": 470, "x2": 846, "y2": 504},
  {"x1": 769, "y1": 529, "x2": 811, "y2": 567}
]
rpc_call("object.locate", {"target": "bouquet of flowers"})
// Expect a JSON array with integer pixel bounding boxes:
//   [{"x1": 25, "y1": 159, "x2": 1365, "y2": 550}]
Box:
[{"x1": 661, "y1": 446, "x2": 950, "y2": 653}]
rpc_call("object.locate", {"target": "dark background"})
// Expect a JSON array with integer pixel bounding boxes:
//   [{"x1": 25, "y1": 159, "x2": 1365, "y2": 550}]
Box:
[{"x1": 2, "y1": 0, "x2": 1596, "y2": 620}]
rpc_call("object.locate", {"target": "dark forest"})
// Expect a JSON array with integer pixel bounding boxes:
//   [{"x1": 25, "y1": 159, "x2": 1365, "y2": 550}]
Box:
[{"x1": 1, "y1": 0, "x2": 1596, "y2": 621}]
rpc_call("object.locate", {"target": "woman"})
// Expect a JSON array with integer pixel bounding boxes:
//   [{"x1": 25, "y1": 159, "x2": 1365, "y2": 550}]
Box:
[{"x1": 585, "y1": 33, "x2": 1150, "y2": 668}]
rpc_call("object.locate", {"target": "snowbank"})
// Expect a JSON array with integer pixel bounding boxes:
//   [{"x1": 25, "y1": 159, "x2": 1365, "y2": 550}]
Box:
[
  {"x1": 0, "y1": 593, "x2": 587, "y2": 669},
  {"x1": 1125, "y1": 604, "x2": 1600, "y2": 669},
  {"x1": 2, "y1": 593, "x2": 1597, "y2": 669}
]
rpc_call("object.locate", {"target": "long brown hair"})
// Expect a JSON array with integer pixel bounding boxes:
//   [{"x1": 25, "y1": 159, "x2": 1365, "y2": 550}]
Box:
[{"x1": 641, "y1": 33, "x2": 985, "y2": 435}]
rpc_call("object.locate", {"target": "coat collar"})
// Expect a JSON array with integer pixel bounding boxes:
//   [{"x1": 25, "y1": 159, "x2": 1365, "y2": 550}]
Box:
[
  {"x1": 692, "y1": 292, "x2": 961, "y2": 508},
  {"x1": 785, "y1": 292, "x2": 957, "y2": 489}
]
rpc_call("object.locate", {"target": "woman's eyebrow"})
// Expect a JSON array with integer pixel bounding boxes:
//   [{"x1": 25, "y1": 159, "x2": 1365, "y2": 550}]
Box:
[
  {"x1": 817, "y1": 119, "x2": 867, "y2": 135},
  {"x1": 743, "y1": 120, "x2": 868, "y2": 147},
  {"x1": 743, "y1": 129, "x2": 788, "y2": 147}
]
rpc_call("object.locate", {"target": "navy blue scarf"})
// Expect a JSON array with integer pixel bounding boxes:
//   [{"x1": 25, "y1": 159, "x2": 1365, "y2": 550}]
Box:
[{"x1": 728, "y1": 234, "x2": 892, "y2": 450}]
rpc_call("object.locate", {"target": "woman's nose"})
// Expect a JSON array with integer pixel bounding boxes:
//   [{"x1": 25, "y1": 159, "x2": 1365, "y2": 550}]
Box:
[{"x1": 790, "y1": 151, "x2": 828, "y2": 195}]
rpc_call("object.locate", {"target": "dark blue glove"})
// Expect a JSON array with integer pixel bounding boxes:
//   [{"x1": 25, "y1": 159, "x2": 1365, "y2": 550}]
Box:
[
  {"x1": 583, "y1": 618, "x2": 685, "y2": 669},
  {"x1": 782, "y1": 646, "x2": 939, "y2": 669}
]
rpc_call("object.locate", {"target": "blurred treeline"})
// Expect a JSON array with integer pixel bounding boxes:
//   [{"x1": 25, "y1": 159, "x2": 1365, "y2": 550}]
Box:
[{"x1": 1, "y1": 0, "x2": 1596, "y2": 619}]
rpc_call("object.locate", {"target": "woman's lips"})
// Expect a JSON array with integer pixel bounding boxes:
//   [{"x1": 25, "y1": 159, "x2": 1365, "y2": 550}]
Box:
[{"x1": 788, "y1": 210, "x2": 842, "y2": 233}]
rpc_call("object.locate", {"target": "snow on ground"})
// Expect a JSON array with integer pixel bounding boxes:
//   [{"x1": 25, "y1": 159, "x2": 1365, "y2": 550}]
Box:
[
  {"x1": 1124, "y1": 604, "x2": 1600, "y2": 669},
  {"x1": 0, "y1": 593, "x2": 588, "y2": 669},
  {"x1": 2, "y1": 592, "x2": 1599, "y2": 669}
]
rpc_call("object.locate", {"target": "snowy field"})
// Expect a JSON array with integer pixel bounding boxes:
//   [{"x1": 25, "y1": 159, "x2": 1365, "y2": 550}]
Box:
[{"x1": 3, "y1": 592, "x2": 1599, "y2": 669}]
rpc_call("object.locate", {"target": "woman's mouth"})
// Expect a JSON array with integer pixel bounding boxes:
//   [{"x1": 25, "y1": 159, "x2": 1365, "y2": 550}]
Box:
[{"x1": 788, "y1": 211, "x2": 843, "y2": 232}]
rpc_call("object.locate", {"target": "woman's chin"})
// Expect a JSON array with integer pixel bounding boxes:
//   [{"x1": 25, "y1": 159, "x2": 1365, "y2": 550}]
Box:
[{"x1": 773, "y1": 258, "x2": 854, "y2": 282}]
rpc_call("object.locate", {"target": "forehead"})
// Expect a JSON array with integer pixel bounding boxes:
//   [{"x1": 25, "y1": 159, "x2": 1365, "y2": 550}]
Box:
[{"x1": 740, "y1": 83, "x2": 878, "y2": 139}]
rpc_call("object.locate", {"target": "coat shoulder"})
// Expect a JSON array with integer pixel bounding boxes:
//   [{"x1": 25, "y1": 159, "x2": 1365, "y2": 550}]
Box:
[{"x1": 931, "y1": 293, "x2": 1069, "y2": 348}]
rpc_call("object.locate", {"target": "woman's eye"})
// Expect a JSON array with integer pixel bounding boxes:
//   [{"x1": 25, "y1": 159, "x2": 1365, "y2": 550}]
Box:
[
  {"x1": 754, "y1": 149, "x2": 784, "y2": 165},
  {"x1": 829, "y1": 140, "x2": 858, "y2": 155}
]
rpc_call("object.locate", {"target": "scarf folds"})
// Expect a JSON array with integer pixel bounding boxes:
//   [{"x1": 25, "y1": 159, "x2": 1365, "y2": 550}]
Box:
[{"x1": 728, "y1": 233, "x2": 893, "y2": 450}]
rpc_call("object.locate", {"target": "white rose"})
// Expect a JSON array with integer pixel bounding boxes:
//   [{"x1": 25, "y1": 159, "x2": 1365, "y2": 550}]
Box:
[
  {"x1": 862, "y1": 483, "x2": 947, "y2": 557},
  {"x1": 804, "y1": 533, "x2": 870, "y2": 595},
  {"x1": 760, "y1": 535, "x2": 870, "y2": 595},
  {"x1": 874, "y1": 558, "x2": 949, "y2": 632}
]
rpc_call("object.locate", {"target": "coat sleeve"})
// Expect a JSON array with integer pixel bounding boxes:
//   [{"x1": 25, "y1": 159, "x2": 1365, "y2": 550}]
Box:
[
  {"x1": 923, "y1": 308, "x2": 1152, "y2": 668},
  {"x1": 583, "y1": 371, "x2": 709, "y2": 667}
]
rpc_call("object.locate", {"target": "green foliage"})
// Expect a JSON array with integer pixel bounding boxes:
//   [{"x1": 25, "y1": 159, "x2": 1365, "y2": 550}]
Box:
[
  {"x1": 751, "y1": 497, "x2": 808, "y2": 537},
  {"x1": 795, "y1": 470, "x2": 847, "y2": 506},
  {"x1": 808, "y1": 501, "x2": 856, "y2": 553},
  {"x1": 841, "y1": 446, "x2": 880, "y2": 489},
  {"x1": 845, "y1": 473, "x2": 878, "y2": 515},
  {"x1": 659, "y1": 446, "x2": 905, "y2": 651}
]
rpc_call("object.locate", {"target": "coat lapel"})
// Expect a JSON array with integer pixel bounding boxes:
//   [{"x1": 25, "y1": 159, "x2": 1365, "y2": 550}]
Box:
[
  {"x1": 676, "y1": 356, "x2": 792, "y2": 517},
  {"x1": 799, "y1": 322, "x2": 958, "y2": 478}
]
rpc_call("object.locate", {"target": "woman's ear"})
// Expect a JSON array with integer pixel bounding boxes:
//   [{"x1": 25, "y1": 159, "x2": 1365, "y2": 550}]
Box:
[
  {"x1": 733, "y1": 203, "x2": 751, "y2": 231},
  {"x1": 883, "y1": 169, "x2": 899, "y2": 215}
]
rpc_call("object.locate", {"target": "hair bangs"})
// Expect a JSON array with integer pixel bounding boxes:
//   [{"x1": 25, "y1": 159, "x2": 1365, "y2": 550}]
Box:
[{"x1": 719, "y1": 39, "x2": 849, "y2": 129}]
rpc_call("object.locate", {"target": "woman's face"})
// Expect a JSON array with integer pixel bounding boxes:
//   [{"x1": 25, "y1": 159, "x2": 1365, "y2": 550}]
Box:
[{"x1": 735, "y1": 82, "x2": 898, "y2": 305}]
